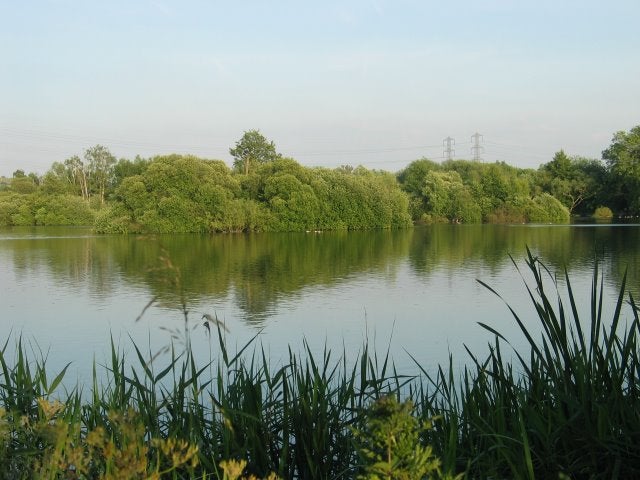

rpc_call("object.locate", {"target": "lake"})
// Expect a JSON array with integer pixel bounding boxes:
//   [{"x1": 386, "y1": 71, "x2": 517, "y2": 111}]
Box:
[{"x1": 1, "y1": 224, "x2": 639, "y2": 385}]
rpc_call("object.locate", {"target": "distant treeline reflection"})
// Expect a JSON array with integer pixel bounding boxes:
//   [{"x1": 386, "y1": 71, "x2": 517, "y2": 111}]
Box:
[{"x1": 2, "y1": 225, "x2": 638, "y2": 321}]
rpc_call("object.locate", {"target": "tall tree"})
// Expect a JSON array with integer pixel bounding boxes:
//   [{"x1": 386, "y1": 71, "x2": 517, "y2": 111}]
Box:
[
  {"x1": 85, "y1": 145, "x2": 116, "y2": 205},
  {"x1": 230, "y1": 130, "x2": 281, "y2": 175},
  {"x1": 397, "y1": 158, "x2": 441, "y2": 219},
  {"x1": 544, "y1": 150, "x2": 572, "y2": 178},
  {"x1": 65, "y1": 155, "x2": 90, "y2": 201},
  {"x1": 602, "y1": 126, "x2": 640, "y2": 214},
  {"x1": 539, "y1": 151, "x2": 606, "y2": 215}
]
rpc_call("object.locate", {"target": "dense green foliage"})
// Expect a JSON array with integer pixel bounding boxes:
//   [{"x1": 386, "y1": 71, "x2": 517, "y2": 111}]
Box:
[
  {"x1": 2, "y1": 125, "x2": 639, "y2": 230},
  {"x1": 95, "y1": 155, "x2": 412, "y2": 233},
  {"x1": 0, "y1": 192, "x2": 95, "y2": 226},
  {"x1": 602, "y1": 125, "x2": 640, "y2": 215},
  {"x1": 1, "y1": 253, "x2": 639, "y2": 478},
  {"x1": 537, "y1": 150, "x2": 607, "y2": 215},
  {"x1": 95, "y1": 155, "x2": 258, "y2": 234},
  {"x1": 395, "y1": 125, "x2": 639, "y2": 222},
  {"x1": 397, "y1": 158, "x2": 571, "y2": 223}
]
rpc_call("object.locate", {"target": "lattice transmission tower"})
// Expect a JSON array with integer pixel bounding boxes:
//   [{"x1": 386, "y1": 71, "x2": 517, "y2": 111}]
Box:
[
  {"x1": 443, "y1": 136, "x2": 455, "y2": 161},
  {"x1": 471, "y1": 132, "x2": 484, "y2": 162}
]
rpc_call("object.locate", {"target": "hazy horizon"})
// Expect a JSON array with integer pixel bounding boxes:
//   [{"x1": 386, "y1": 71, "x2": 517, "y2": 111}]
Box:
[{"x1": 2, "y1": 1, "x2": 639, "y2": 176}]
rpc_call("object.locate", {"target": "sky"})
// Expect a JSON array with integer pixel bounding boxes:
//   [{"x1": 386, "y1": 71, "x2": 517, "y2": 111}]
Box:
[{"x1": 1, "y1": 0, "x2": 639, "y2": 176}]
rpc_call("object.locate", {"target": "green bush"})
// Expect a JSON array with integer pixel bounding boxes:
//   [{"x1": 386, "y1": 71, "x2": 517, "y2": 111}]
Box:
[
  {"x1": 526, "y1": 193, "x2": 570, "y2": 223},
  {"x1": 93, "y1": 205, "x2": 134, "y2": 233},
  {"x1": 484, "y1": 204, "x2": 527, "y2": 223},
  {"x1": 593, "y1": 206, "x2": 614, "y2": 219},
  {"x1": 353, "y1": 396, "x2": 452, "y2": 480},
  {"x1": 33, "y1": 195, "x2": 95, "y2": 226},
  {"x1": 0, "y1": 193, "x2": 95, "y2": 227},
  {"x1": 96, "y1": 155, "x2": 412, "y2": 233}
]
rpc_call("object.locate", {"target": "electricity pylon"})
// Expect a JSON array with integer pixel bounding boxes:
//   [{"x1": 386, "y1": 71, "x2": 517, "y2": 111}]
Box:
[
  {"x1": 471, "y1": 132, "x2": 484, "y2": 162},
  {"x1": 443, "y1": 136, "x2": 455, "y2": 161}
]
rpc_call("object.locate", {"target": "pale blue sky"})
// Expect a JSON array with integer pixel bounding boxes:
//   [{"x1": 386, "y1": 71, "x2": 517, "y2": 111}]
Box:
[{"x1": 1, "y1": 0, "x2": 639, "y2": 175}]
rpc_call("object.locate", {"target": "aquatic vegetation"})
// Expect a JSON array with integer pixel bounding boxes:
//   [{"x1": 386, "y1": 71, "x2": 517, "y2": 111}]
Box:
[{"x1": 1, "y1": 251, "x2": 639, "y2": 478}]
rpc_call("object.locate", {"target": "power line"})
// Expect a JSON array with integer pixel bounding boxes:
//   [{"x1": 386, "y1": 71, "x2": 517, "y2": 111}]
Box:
[
  {"x1": 3, "y1": 125, "x2": 581, "y2": 170},
  {"x1": 0, "y1": 127, "x2": 231, "y2": 152},
  {"x1": 290, "y1": 143, "x2": 444, "y2": 157},
  {"x1": 0, "y1": 126, "x2": 452, "y2": 159}
]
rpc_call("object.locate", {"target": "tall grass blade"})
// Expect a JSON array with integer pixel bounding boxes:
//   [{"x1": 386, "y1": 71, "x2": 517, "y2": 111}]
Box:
[{"x1": 47, "y1": 362, "x2": 71, "y2": 394}]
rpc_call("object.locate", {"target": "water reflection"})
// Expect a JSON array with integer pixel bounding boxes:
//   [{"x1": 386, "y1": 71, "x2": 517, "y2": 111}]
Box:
[
  {"x1": 1, "y1": 224, "x2": 638, "y2": 327},
  {"x1": 408, "y1": 224, "x2": 639, "y2": 295}
]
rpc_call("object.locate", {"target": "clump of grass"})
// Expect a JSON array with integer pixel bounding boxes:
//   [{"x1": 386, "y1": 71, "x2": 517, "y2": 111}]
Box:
[{"x1": 0, "y1": 330, "x2": 413, "y2": 478}]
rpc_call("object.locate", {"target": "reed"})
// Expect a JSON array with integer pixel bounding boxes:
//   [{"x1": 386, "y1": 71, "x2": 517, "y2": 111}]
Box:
[
  {"x1": 1, "y1": 250, "x2": 639, "y2": 478},
  {"x1": 415, "y1": 248, "x2": 640, "y2": 478},
  {"x1": 0, "y1": 330, "x2": 406, "y2": 478}
]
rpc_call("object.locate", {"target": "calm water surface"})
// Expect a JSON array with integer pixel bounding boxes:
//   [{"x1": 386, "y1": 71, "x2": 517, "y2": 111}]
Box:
[{"x1": 1, "y1": 224, "x2": 639, "y2": 383}]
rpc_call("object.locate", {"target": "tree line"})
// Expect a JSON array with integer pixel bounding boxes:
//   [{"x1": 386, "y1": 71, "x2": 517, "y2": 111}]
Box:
[{"x1": 1, "y1": 126, "x2": 638, "y2": 231}]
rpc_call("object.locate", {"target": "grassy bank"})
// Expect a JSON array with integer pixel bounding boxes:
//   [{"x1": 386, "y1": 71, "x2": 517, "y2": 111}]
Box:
[{"x1": 1, "y1": 251, "x2": 639, "y2": 478}]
